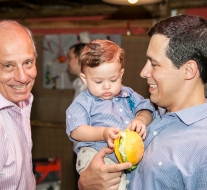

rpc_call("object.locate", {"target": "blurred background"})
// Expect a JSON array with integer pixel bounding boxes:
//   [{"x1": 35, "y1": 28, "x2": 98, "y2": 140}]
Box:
[{"x1": 1, "y1": 0, "x2": 207, "y2": 189}]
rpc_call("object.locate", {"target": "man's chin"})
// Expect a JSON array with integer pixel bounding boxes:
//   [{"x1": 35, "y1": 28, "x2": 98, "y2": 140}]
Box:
[
  {"x1": 150, "y1": 95, "x2": 158, "y2": 105},
  {"x1": 8, "y1": 94, "x2": 30, "y2": 104}
]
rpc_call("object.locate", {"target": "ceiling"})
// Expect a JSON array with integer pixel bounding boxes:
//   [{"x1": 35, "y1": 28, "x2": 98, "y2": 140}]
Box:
[{"x1": 0, "y1": 0, "x2": 207, "y2": 19}]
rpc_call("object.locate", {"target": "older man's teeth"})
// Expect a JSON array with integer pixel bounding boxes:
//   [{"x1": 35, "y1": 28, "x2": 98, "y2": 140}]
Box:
[
  {"x1": 12, "y1": 85, "x2": 26, "y2": 90},
  {"x1": 150, "y1": 85, "x2": 157, "y2": 89}
]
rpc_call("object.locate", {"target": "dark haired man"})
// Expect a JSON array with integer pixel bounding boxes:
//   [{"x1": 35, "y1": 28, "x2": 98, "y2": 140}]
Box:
[
  {"x1": 66, "y1": 43, "x2": 87, "y2": 190},
  {"x1": 66, "y1": 43, "x2": 87, "y2": 98},
  {"x1": 78, "y1": 14, "x2": 207, "y2": 190}
]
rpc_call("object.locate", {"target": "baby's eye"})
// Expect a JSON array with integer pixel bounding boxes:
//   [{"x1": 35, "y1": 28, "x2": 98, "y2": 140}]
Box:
[
  {"x1": 95, "y1": 81, "x2": 102, "y2": 84},
  {"x1": 110, "y1": 79, "x2": 117, "y2": 82}
]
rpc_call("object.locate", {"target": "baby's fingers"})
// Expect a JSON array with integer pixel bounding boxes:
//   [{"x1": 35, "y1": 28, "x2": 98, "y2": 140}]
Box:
[
  {"x1": 108, "y1": 139, "x2": 115, "y2": 149},
  {"x1": 109, "y1": 132, "x2": 119, "y2": 140},
  {"x1": 138, "y1": 126, "x2": 146, "y2": 137},
  {"x1": 126, "y1": 122, "x2": 136, "y2": 131},
  {"x1": 142, "y1": 131, "x2": 147, "y2": 140}
]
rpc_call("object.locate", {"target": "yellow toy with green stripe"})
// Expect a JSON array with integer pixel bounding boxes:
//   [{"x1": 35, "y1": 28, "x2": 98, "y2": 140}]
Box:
[{"x1": 114, "y1": 129, "x2": 144, "y2": 171}]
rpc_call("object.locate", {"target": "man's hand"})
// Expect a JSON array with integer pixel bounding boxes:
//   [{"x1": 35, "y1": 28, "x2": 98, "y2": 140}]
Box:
[{"x1": 78, "y1": 147, "x2": 132, "y2": 190}]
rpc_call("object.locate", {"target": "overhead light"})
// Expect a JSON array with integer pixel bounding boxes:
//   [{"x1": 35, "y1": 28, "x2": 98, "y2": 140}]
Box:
[
  {"x1": 128, "y1": 0, "x2": 138, "y2": 4},
  {"x1": 103, "y1": 0, "x2": 162, "y2": 5}
]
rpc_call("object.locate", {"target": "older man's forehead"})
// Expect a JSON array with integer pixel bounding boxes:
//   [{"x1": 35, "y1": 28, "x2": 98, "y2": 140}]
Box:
[{"x1": 0, "y1": 21, "x2": 37, "y2": 56}]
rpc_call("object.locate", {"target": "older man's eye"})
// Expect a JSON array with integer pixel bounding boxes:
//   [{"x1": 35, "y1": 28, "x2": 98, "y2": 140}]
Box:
[
  {"x1": 5, "y1": 64, "x2": 11, "y2": 68},
  {"x1": 24, "y1": 60, "x2": 34, "y2": 68},
  {"x1": 26, "y1": 60, "x2": 32, "y2": 65},
  {"x1": 0, "y1": 63, "x2": 15, "y2": 72},
  {"x1": 4, "y1": 64, "x2": 14, "y2": 69}
]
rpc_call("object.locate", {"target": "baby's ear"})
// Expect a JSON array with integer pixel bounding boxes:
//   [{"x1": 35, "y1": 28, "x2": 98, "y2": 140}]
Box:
[
  {"x1": 80, "y1": 73, "x2": 87, "y2": 85},
  {"x1": 121, "y1": 69, "x2": 124, "y2": 78}
]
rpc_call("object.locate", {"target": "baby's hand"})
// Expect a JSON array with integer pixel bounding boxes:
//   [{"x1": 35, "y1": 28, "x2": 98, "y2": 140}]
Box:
[
  {"x1": 126, "y1": 117, "x2": 147, "y2": 139},
  {"x1": 103, "y1": 127, "x2": 120, "y2": 149}
]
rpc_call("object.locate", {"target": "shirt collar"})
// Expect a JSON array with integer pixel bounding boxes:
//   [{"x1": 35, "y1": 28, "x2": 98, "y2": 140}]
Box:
[
  {"x1": 89, "y1": 86, "x2": 131, "y2": 101},
  {"x1": 157, "y1": 101, "x2": 207, "y2": 125},
  {"x1": 117, "y1": 87, "x2": 131, "y2": 98},
  {"x1": 72, "y1": 77, "x2": 84, "y2": 88}
]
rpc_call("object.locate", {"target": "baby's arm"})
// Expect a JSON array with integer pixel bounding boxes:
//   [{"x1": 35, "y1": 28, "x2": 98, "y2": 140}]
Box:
[
  {"x1": 127, "y1": 110, "x2": 152, "y2": 139},
  {"x1": 71, "y1": 125, "x2": 120, "y2": 148}
]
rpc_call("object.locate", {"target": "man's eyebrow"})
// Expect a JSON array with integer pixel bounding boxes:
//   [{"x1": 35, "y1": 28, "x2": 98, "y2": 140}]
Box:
[
  {"x1": 146, "y1": 56, "x2": 158, "y2": 63},
  {"x1": 0, "y1": 60, "x2": 14, "y2": 64}
]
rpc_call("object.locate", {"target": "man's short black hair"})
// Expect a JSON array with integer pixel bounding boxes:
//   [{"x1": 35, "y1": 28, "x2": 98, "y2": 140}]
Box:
[{"x1": 69, "y1": 43, "x2": 86, "y2": 57}]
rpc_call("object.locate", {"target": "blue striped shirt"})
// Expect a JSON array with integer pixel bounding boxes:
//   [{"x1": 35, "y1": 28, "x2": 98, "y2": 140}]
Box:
[
  {"x1": 66, "y1": 86, "x2": 154, "y2": 162},
  {"x1": 128, "y1": 102, "x2": 207, "y2": 190}
]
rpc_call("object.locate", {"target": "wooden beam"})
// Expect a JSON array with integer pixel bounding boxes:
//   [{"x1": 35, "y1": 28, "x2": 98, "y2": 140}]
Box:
[
  {"x1": 0, "y1": 5, "x2": 120, "y2": 19},
  {"x1": 21, "y1": 17, "x2": 152, "y2": 35},
  {"x1": 22, "y1": 18, "x2": 153, "y2": 29}
]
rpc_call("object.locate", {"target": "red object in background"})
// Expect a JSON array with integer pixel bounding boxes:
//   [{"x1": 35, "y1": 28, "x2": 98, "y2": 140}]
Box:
[
  {"x1": 57, "y1": 55, "x2": 67, "y2": 63},
  {"x1": 186, "y1": 8, "x2": 207, "y2": 19},
  {"x1": 33, "y1": 157, "x2": 61, "y2": 184}
]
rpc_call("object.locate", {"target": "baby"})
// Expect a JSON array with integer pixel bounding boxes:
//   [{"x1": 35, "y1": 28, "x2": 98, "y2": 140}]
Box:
[{"x1": 66, "y1": 39, "x2": 154, "y2": 190}]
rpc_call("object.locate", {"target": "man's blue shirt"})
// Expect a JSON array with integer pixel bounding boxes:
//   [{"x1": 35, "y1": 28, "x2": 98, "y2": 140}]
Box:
[
  {"x1": 66, "y1": 86, "x2": 154, "y2": 162},
  {"x1": 128, "y1": 102, "x2": 207, "y2": 190}
]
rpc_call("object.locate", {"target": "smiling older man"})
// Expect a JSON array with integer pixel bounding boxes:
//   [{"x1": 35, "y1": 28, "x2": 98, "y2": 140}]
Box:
[{"x1": 0, "y1": 20, "x2": 37, "y2": 190}]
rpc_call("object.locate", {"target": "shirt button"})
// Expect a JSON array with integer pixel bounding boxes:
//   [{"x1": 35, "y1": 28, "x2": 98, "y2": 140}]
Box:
[
  {"x1": 125, "y1": 120, "x2": 129, "y2": 124},
  {"x1": 68, "y1": 115, "x2": 71, "y2": 119},
  {"x1": 158, "y1": 161, "x2": 163, "y2": 166},
  {"x1": 119, "y1": 108, "x2": 123, "y2": 112},
  {"x1": 115, "y1": 98, "x2": 119, "y2": 101},
  {"x1": 153, "y1": 131, "x2": 157, "y2": 136}
]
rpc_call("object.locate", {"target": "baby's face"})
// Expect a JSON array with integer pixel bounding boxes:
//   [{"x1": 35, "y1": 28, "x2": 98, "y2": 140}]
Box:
[{"x1": 80, "y1": 62, "x2": 124, "y2": 100}]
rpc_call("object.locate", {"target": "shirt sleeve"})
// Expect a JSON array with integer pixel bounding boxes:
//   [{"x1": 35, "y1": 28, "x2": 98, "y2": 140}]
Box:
[
  {"x1": 186, "y1": 161, "x2": 207, "y2": 190},
  {"x1": 0, "y1": 124, "x2": 4, "y2": 172},
  {"x1": 66, "y1": 94, "x2": 91, "y2": 140},
  {"x1": 132, "y1": 91, "x2": 155, "y2": 114}
]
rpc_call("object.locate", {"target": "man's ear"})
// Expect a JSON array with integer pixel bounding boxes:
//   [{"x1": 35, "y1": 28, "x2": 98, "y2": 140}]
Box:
[
  {"x1": 80, "y1": 73, "x2": 87, "y2": 85},
  {"x1": 183, "y1": 60, "x2": 198, "y2": 80}
]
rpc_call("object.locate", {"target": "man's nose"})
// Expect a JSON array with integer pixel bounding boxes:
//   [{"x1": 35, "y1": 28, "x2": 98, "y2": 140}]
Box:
[
  {"x1": 14, "y1": 67, "x2": 28, "y2": 83},
  {"x1": 140, "y1": 61, "x2": 151, "y2": 79}
]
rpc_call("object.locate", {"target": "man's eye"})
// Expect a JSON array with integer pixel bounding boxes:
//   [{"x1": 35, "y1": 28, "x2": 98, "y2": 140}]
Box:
[
  {"x1": 151, "y1": 62, "x2": 157, "y2": 67},
  {"x1": 5, "y1": 64, "x2": 11, "y2": 68},
  {"x1": 26, "y1": 60, "x2": 32, "y2": 65},
  {"x1": 1, "y1": 64, "x2": 14, "y2": 72},
  {"x1": 24, "y1": 60, "x2": 34, "y2": 68},
  {"x1": 5, "y1": 64, "x2": 13, "y2": 69}
]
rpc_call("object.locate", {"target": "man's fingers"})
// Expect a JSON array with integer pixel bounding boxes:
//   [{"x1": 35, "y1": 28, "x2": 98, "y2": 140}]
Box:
[
  {"x1": 104, "y1": 174, "x2": 121, "y2": 189},
  {"x1": 106, "y1": 162, "x2": 132, "y2": 173},
  {"x1": 96, "y1": 147, "x2": 113, "y2": 159}
]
